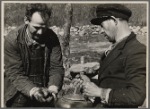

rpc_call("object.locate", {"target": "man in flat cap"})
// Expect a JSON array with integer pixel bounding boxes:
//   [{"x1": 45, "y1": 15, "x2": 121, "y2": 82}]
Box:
[{"x1": 80, "y1": 4, "x2": 146, "y2": 108}]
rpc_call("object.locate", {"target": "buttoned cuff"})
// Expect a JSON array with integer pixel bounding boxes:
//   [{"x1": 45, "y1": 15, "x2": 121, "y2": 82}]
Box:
[{"x1": 100, "y1": 88, "x2": 112, "y2": 104}]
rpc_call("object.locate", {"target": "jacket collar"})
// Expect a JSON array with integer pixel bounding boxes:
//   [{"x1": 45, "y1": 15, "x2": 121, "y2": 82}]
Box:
[
  {"x1": 17, "y1": 24, "x2": 28, "y2": 45},
  {"x1": 117, "y1": 32, "x2": 136, "y2": 50},
  {"x1": 99, "y1": 32, "x2": 136, "y2": 74}
]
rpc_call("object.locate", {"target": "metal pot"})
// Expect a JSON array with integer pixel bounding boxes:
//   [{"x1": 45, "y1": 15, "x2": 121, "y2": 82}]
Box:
[{"x1": 55, "y1": 94, "x2": 93, "y2": 108}]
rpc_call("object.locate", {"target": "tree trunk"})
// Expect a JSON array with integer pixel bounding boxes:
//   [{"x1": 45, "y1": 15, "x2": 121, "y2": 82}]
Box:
[{"x1": 62, "y1": 4, "x2": 73, "y2": 76}]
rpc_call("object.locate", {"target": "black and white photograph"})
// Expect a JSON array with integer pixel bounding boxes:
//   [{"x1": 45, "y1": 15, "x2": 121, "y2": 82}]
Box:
[{"x1": 1, "y1": 1, "x2": 148, "y2": 108}]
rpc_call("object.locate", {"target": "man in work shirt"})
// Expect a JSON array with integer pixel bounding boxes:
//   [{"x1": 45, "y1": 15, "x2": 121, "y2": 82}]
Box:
[{"x1": 4, "y1": 4, "x2": 64, "y2": 107}]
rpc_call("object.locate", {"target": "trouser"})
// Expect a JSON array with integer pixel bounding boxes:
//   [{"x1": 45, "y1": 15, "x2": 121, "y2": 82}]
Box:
[{"x1": 6, "y1": 92, "x2": 55, "y2": 107}]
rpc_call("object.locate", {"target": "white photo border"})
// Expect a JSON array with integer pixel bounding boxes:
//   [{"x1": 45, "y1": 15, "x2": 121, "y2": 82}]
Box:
[{"x1": 1, "y1": 1, "x2": 149, "y2": 108}]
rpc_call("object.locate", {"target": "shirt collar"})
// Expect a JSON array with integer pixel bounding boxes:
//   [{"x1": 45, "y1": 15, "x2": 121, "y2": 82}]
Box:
[{"x1": 105, "y1": 36, "x2": 129, "y2": 56}]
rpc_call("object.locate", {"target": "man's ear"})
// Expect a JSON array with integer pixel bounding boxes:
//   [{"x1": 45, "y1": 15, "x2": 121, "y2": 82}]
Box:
[{"x1": 24, "y1": 16, "x2": 29, "y2": 24}]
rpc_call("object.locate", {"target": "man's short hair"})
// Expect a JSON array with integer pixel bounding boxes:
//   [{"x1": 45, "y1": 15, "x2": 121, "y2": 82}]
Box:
[{"x1": 25, "y1": 4, "x2": 52, "y2": 21}]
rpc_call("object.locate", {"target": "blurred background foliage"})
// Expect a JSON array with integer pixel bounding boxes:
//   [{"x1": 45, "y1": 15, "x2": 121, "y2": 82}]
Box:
[{"x1": 4, "y1": 3, "x2": 147, "y2": 27}]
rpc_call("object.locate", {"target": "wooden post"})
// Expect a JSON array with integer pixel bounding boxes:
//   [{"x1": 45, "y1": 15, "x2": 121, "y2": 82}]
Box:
[{"x1": 62, "y1": 4, "x2": 73, "y2": 75}]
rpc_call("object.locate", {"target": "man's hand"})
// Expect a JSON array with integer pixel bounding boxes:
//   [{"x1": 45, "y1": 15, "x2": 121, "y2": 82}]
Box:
[
  {"x1": 80, "y1": 74, "x2": 91, "y2": 83},
  {"x1": 82, "y1": 81, "x2": 102, "y2": 97},
  {"x1": 30, "y1": 87, "x2": 54, "y2": 102},
  {"x1": 69, "y1": 62, "x2": 100, "y2": 76},
  {"x1": 42, "y1": 88, "x2": 54, "y2": 102},
  {"x1": 82, "y1": 81, "x2": 112, "y2": 103},
  {"x1": 48, "y1": 85, "x2": 59, "y2": 101}
]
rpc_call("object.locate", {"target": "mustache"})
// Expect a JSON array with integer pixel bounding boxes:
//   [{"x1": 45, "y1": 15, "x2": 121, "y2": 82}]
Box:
[
  {"x1": 101, "y1": 32, "x2": 106, "y2": 35},
  {"x1": 101, "y1": 32, "x2": 108, "y2": 37},
  {"x1": 32, "y1": 32, "x2": 42, "y2": 36},
  {"x1": 32, "y1": 34, "x2": 45, "y2": 44}
]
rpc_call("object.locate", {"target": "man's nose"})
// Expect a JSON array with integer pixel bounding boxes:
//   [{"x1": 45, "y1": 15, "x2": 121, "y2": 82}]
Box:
[
  {"x1": 100, "y1": 28, "x2": 105, "y2": 34},
  {"x1": 37, "y1": 29, "x2": 43, "y2": 35}
]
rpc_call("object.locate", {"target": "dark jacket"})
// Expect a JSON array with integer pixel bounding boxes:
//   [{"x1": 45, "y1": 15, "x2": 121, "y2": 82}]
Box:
[
  {"x1": 4, "y1": 24, "x2": 64, "y2": 105},
  {"x1": 97, "y1": 32, "x2": 146, "y2": 108}
]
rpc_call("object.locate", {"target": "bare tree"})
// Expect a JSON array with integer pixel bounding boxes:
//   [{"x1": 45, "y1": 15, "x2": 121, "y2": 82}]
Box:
[{"x1": 62, "y1": 4, "x2": 73, "y2": 75}]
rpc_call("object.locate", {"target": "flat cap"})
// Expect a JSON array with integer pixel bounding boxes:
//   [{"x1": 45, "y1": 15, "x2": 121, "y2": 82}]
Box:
[{"x1": 91, "y1": 4, "x2": 132, "y2": 25}]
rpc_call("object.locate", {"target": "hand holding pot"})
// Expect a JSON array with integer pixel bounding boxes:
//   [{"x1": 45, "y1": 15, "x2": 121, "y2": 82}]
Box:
[{"x1": 30, "y1": 87, "x2": 54, "y2": 103}]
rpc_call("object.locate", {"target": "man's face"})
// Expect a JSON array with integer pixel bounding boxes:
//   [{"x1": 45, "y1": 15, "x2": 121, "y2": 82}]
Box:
[
  {"x1": 100, "y1": 19, "x2": 117, "y2": 43},
  {"x1": 28, "y1": 12, "x2": 49, "y2": 41}
]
